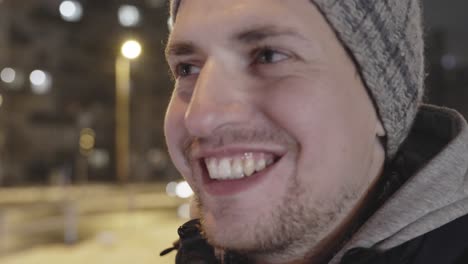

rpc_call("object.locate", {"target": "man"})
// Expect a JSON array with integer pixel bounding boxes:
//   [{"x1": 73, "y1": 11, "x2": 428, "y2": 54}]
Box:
[{"x1": 162, "y1": 0, "x2": 468, "y2": 263}]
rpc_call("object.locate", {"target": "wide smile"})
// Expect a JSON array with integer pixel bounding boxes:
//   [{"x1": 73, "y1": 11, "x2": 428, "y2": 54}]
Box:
[{"x1": 198, "y1": 151, "x2": 283, "y2": 196}]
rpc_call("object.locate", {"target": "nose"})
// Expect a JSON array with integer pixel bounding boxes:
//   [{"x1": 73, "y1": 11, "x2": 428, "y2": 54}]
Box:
[{"x1": 184, "y1": 59, "x2": 250, "y2": 138}]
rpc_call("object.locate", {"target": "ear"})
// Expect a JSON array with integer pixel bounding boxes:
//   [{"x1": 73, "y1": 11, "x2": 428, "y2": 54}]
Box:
[{"x1": 376, "y1": 119, "x2": 386, "y2": 137}]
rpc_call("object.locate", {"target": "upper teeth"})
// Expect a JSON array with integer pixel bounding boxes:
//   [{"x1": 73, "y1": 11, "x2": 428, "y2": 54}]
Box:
[{"x1": 205, "y1": 153, "x2": 275, "y2": 180}]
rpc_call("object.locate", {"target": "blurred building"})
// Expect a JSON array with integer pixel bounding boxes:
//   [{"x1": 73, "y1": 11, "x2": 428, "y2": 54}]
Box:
[
  {"x1": 424, "y1": 0, "x2": 468, "y2": 115},
  {"x1": 0, "y1": 0, "x2": 174, "y2": 185}
]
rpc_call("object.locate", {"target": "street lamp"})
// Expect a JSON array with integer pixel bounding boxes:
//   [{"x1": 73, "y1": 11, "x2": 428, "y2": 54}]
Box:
[
  {"x1": 121, "y1": 40, "x2": 142, "y2": 59},
  {"x1": 116, "y1": 39, "x2": 142, "y2": 183}
]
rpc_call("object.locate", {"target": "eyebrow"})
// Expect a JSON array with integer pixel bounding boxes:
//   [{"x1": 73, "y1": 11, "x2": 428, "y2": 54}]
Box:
[
  {"x1": 165, "y1": 41, "x2": 197, "y2": 57},
  {"x1": 233, "y1": 25, "x2": 307, "y2": 44},
  {"x1": 165, "y1": 25, "x2": 307, "y2": 58}
]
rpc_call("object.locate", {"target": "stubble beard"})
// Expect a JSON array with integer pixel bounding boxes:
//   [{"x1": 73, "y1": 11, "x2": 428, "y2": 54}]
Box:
[
  {"x1": 193, "y1": 171, "x2": 361, "y2": 263},
  {"x1": 183, "y1": 126, "x2": 362, "y2": 262}
]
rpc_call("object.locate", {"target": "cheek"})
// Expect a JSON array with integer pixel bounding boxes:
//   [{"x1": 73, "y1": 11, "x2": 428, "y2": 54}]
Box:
[
  {"x1": 261, "y1": 78, "x2": 375, "y2": 194},
  {"x1": 164, "y1": 97, "x2": 191, "y2": 177},
  {"x1": 261, "y1": 78, "x2": 343, "y2": 153}
]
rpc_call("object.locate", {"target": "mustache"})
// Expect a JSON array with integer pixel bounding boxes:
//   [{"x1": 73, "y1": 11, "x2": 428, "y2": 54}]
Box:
[{"x1": 182, "y1": 126, "x2": 295, "y2": 159}]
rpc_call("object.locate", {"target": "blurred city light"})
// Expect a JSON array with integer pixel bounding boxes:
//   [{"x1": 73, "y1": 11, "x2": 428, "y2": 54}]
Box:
[
  {"x1": 79, "y1": 128, "x2": 96, "y2": 154},
  {"x1": 147, "y1": 148, "x2": 168, "y2": 169},
  {"x1": 88, "y1": 149, "x2": 110, "y2": 169},
  {"x1": 165, "y1": 181, "x2": 178, "y2": 197},
  {"x1": 0, "y1": 94, "x2": 3, "y2": 107},
  {"x1": 80, "y1": 133, "x2": 95, "y2": 150},
  {"x1": 121, "y1": 40, "x2": 142, "y2": 59},
  {"x1": 29, "y1": 70, "x2": 52, "y2": 94},
  {"x1": 167, "y1": 17, "x2": 173, "y2": 32},
  {"x1": 175, "y1": 181, "x2": 194, "y2": 199},
  {"x1": 59, "y1": 0, "x2": 83, "y2": 22},
  {"x1": 177, "y1": 203, "x2": 191, "y2": 219},
  {"x1": 118, "y1": 5, "x2": 141, "y2": 27},
  {"x1": 441, "y1": 54, "x2": 457, "y2": 70},
  {"x1": 2, "y1": 68, "x2": 25, "y2": 90},
  {"x1": 0, "y1": 67, "x2": 16, "y2": 83},
  {"x1": 30, "y1": 70, "x2": 46, "y2": 86}
]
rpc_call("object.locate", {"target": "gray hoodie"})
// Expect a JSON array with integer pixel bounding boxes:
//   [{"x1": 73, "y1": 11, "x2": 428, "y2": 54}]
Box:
[{"x1": 331, "y1": 104, "x2": 468, "y2": 263}]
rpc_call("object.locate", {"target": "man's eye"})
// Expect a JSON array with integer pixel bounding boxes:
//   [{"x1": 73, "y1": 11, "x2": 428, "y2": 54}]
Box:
[
  {"x1": 175, "y1": 63, "x2": 201, "y2": 78},
  {"x1": 254, "y1": 48, "x2": 289, "y2": 64}
]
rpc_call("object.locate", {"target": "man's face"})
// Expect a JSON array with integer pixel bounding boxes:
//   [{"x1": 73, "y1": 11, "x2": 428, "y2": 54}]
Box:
[{"x1": 165, "y1": 0, "x2": 385, "y2": 261}]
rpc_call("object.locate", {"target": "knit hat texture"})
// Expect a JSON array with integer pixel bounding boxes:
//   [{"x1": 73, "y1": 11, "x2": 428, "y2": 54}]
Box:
[{"x1": 169, "y1": 0, "x2": 425, "y2": 158}]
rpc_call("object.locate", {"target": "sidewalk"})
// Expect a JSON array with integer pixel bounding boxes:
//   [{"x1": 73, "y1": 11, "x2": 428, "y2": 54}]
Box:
[
  {"x1": 0, "y1": 184, "x2": 188, "y2": 264},
  {"x1": 1, "y1": 212, "x2": 184, "y2": 264}
]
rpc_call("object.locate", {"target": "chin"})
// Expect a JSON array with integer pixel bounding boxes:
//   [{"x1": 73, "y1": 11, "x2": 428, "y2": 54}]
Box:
[
  {"x1": 195, "y1": 185, "x2": 288, "y2": 251},
  {"x1": 200, "y1": 207, "x2": 259, "y2": 250},
  {"x1": 202, "y1": 212, "x2": 312, "y2": 264}
]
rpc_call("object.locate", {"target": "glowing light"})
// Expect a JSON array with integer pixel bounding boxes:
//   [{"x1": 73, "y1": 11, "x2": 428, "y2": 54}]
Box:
[
  {"x1": 80, "y1": 128, "x2": 96, "y2": 151},
  {"x1": 121, "y1": 40, "x2": 142, "y2": 60},
  {"x1": 30, "y1": 70, "x2": 52, "y2": 94},
  {"x1": 80, "y1": 134, "x2": 95, "y2": 150},
  {"x1": 1, "y1": 67, "x2": 15, "y2": 83},
  {"x1": 1, "y1": 69, "x2": 24, "y2": 90},
  {"x1": 175, "y1": 181, "x2": 194, "y2": 198},
  {"x1": 59, "y1": 0, "x2": 83, "y2": 22},
  {"x1": 118, "y1": 5, "x2": 141, "y2": 27},
  {"x1": 30, "y1": 70, "x2": 46, "y2": 86},
  {"x1": 167, "y1": 17, "x2": 173, "y2": 32},
  {"x1": 88, "y1": 149, "x2": 110, "y2": 169},
  {"x1": 177, "y1": 203, "x2": 191, "y2": 219},
  {"x1": 165, "y1": 181, "x2": 178, "y2": 197},
  {"x1": 147, "y1": 148, "x2": 168, "y2": 169},
  {"x1": 0, "y1": 94, "x2": 3, "y2": 107},
  {"x1": 441, "y1": 54, "x2": 457, "y2": 70}
]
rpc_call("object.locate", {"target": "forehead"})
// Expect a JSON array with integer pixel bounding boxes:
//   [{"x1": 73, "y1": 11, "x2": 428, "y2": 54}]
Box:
[{"x1": 170, "y1": 0, "x2": 317, "y2": 43}]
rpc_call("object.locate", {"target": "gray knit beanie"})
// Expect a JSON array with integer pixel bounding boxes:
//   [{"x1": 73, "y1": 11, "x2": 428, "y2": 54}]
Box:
[{"x1": 169, "y1": 0, "x2": 425, "y2": 158}]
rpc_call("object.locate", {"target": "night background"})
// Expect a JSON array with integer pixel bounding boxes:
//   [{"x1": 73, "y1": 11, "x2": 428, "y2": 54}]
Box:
[{"x1": 0, "y1": 0, "x2": 466, "y2": 263}]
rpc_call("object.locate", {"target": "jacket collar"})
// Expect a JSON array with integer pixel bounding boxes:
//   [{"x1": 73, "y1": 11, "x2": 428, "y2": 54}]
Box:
[{"x1": 331, "y1": 105, "x2": 468, "y2": 263}]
